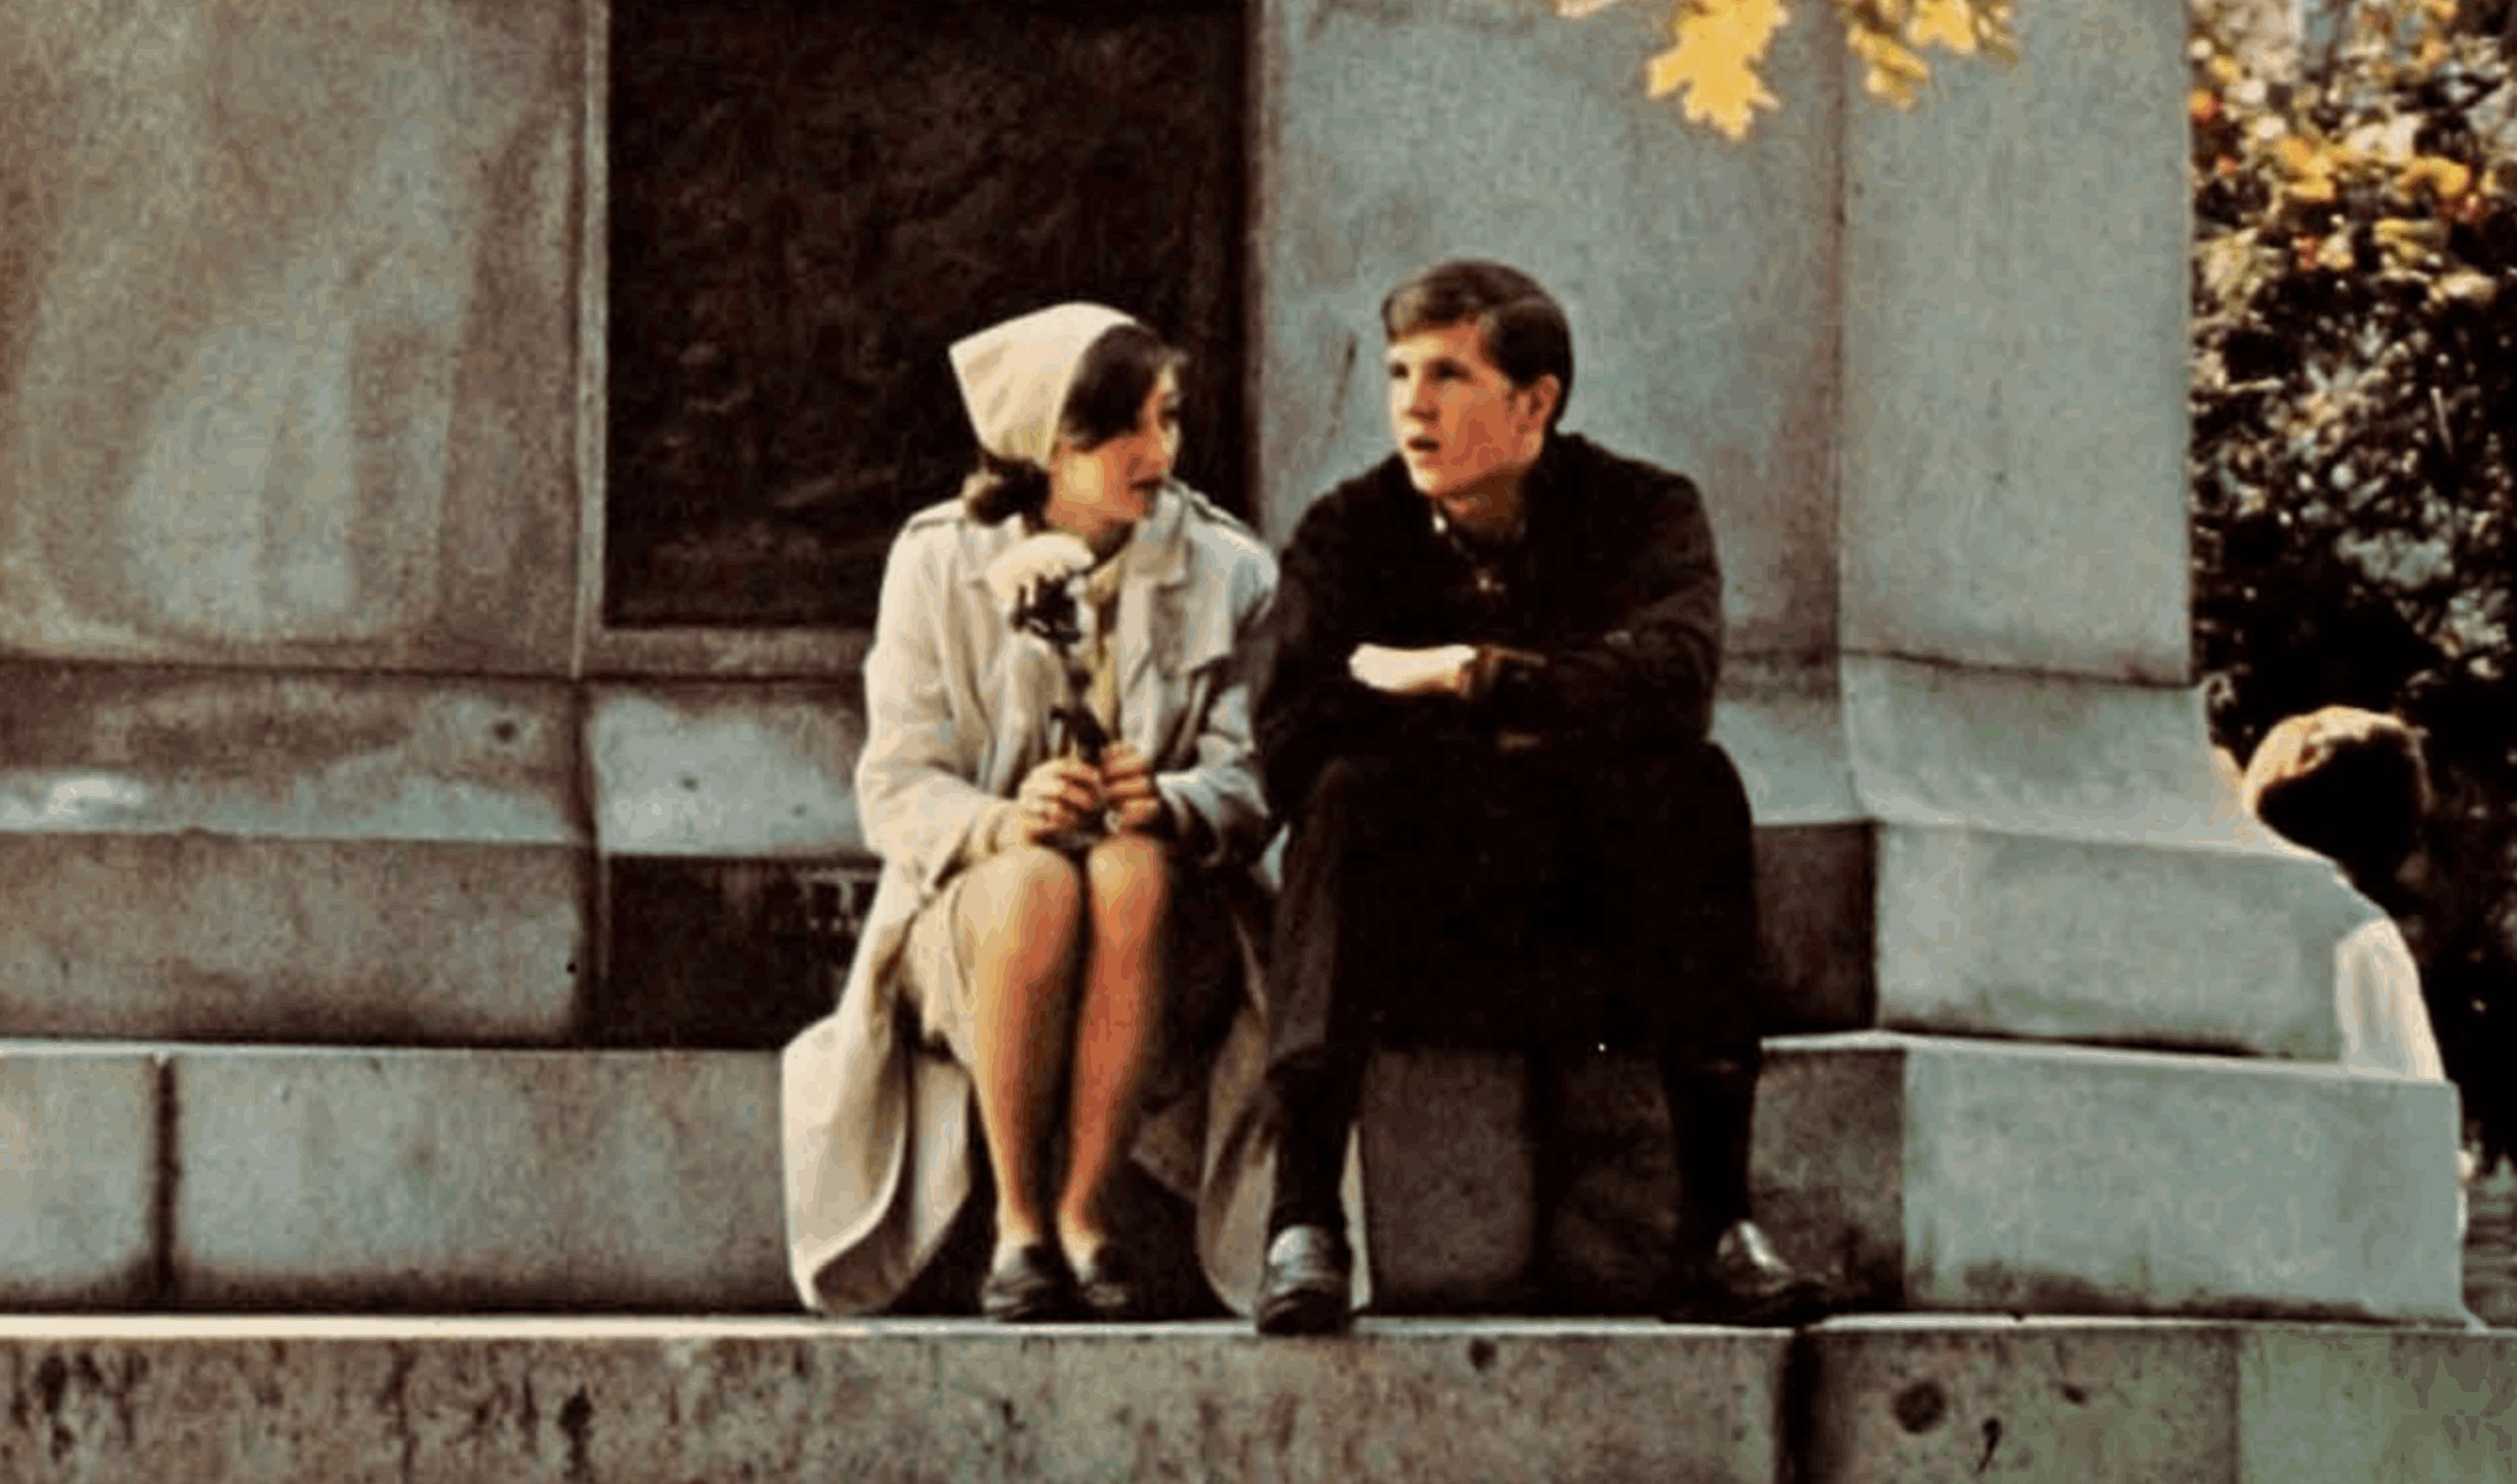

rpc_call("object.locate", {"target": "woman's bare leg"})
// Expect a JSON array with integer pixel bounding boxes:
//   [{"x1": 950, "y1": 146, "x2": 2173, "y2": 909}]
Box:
[
  {"x1": 1055, "y1": 832, "x2": 1173, "y2": 1260},
  {"x1": 956, "y1": 845, "x2": 1086, "y2": 1256}
]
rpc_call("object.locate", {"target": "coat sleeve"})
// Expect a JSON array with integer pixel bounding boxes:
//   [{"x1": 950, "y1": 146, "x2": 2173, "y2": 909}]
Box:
[
  {"x1": 1488, "y1": 469, "x2": 1724, "y2": 750},
  {"x1": 1154, "y1": 543, "x2": 1279, "y2": 869},
  {"x1": 1254, "y1": 495, "x2": 1483, "y2": 815},
  {"x1": 854, "y1": 526, "x2": 1007, "y2": 893}
]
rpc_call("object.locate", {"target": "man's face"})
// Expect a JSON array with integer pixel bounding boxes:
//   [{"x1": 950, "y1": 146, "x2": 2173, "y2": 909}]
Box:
[{"x1": 1385, "y1": 321, "x2": 1551, "y2": 512}]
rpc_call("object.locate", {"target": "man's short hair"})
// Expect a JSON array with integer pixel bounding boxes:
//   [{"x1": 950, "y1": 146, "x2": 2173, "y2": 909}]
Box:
[{"x1": 1380, "y1": 260, "x2": 1574, "y2": 428}]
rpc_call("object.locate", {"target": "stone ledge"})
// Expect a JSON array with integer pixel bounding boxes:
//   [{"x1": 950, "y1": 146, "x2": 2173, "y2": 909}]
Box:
[
  {"x1": 0, "y1": 835, "x2": 587, "y2": 1045},
  {"x1": 0, "y1": 1316, "x2": 2507, "y2": 1482},
  {"x1": 1714, "y1": 655, "x2": 2371, "y2": 1057},
  {"x1": 0, "y1": 1317, "x2": 1789, "y2": 1483},
  {"x1": 1757, "y1": 1033, "x2": 2469, "y2": 1326},
  {"x1": 167, "y1": 1049, "x2": 788, "y2": 1312},
  {"x1": 0, "y1": 1048, "x2": 159, "y2": 1307},
  {"x1": 1802, "y1": 1315, "x2": 2514, "y2": 1483}
]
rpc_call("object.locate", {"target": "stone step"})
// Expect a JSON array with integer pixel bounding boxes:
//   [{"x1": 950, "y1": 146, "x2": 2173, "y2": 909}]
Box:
[
  {"x1": 0, "y1": 1317, "x2": 1789, "y2": 1482},
  {"x1": 3, "y1": 1041, "x2": 1628, "y2": 1316},
  {"x1": 1755, "y1": 1032, "x2": 2469, "y2": 1326},
  {"x1": 0, "y1": 1043, "x2": 786, "y2": 1311},
  {"x1": 0, "y1": 1038, "x2": 2475, "y2": 1325},
  {"x1": 1803, "y1": 1315, "x2": 2517, "y2": 1482},
  {"x1": 0, "y1": 1315, "x2": 2502, "y2": 1482},
  {"x1": 0, "y1": 664, "x2": 868, "y2": 1049}
]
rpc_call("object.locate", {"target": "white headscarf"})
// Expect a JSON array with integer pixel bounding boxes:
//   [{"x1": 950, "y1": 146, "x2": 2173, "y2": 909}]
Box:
[{"x1": 949, "y1": 302, "x2": 1141, "y2": 469}]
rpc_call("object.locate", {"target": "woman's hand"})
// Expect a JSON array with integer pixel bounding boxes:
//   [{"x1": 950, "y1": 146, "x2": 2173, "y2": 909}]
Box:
[
  {"x1": 1004, "y1": 756, "x2": 1105, "y2": 847},
  {"x1": 1098, "y1": 742, "x2": 1168, "y2": 834}
]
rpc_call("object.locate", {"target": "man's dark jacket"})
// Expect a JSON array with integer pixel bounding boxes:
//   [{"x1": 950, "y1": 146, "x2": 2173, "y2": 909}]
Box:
[{"x1": 1255, "y1": 431, "x2": 1725, "y2": 815}]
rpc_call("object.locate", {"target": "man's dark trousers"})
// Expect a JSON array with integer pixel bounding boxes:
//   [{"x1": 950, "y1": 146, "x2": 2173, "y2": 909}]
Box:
[{"x1": 1262, "y1": 730, "x2": 1767, "y2": 1275}]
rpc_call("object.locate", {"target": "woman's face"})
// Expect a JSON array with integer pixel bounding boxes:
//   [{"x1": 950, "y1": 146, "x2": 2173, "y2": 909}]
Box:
[{"x1": 1046, "y1": 367, "x2": 1181, "y2": 542}]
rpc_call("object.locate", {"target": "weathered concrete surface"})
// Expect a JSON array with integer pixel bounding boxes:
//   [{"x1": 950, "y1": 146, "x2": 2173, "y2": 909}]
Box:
[
  {"x1": 0, "y1": 664, "x2": 585, "y2": 1042},
  {"x1": 1836, "y1": 0, "x2": 2192, "y2": 682},
  {"x1": 0, "y1": 1317, "x2": 1791, "y2": 1483},
  {"x1": 1714, "y1": 655, "x2": 2366, "y2": 1057},
  {"x1": 587, "y1": 684, "x2": 864, "y2": 857},
  {"x1": 168, "y1": 1050, "x2": 788, "y2": 1311},
  {"x1": 1757, "y1": 1033, "x2": 2470, "y2": 1325},
  {"x1": 0, "y1": 663, "x2": 579, "y2": 845},
  {"x1": 1802, "y1": 1317, "x2": 2517, "y2": 1483},
  {"x1": 0, "y1": 1316, "x2": 2506, "y2": 1481},
  {"x1": 1357, "y1": 1050, "x2": 1537, "y2": 1311},
  {"x1": 0, "y1": 1048, "x2": 159, "y2": 1308},
  {"x1": 0, "y1": 835, "x2": 585, "y2": 1044},
  {"x1": 0, "y1": 0, "x2": 584, "y2": 674},
  {"x1": 2236, "y1": 1325, "x2": 2517, "y2": 1481},
  {"x1": 1803, "y1": 1317, "x2": 2237, "y2": 1482}
]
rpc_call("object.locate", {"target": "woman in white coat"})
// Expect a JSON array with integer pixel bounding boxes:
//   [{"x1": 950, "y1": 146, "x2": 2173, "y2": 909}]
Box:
[{"x1": 782, "y1": 303, "x2": 1277, "y2": 1320}]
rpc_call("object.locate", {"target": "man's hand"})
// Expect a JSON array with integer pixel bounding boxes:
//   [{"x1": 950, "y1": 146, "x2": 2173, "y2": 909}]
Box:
[
  {"x1": 1349, "y1": 643, "x2": 1547, "y2": 701},
  {"x1": 1349, "y1": 643, "x2": 1479, "y2": 697},
  {"x1": 1003, "y1": 756, "x2": 1104, "y2": 847},
  {"x1": 1098, "y1": 742, "x2": 1168, "y2": 834}
]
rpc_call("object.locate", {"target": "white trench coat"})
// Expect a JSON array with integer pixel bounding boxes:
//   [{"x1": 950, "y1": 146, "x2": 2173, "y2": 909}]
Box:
[{"x1": 781, "y1": 483, "x2": 1295, "y2": 1314}]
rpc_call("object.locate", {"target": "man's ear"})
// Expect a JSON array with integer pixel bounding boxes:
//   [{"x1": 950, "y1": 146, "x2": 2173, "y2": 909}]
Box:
[{"x1": 1517, "y1": 373, "x2": 1563, "y2": 433}]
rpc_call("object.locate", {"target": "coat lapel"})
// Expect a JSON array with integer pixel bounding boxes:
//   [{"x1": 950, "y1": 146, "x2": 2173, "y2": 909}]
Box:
[{"x1": 1118, "y1": 486, "x2": 1236, "y2": 760}]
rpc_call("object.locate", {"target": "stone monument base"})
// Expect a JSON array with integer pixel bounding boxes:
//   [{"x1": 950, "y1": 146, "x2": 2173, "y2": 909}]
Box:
[{"x1": 1756, "y1": 1032, "x2": 2468, "y2": 1326}]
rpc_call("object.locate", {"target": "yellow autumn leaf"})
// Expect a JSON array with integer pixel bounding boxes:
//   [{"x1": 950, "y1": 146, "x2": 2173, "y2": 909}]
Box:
[
  {"x1": 2374, "y1": 216, "x2": 2444, "y2": 267},
  {"x1": 2273, "y1": 135, "x2": 2325, "y2": 176},
  {"x1": 1646, "y1": 0, "x2": 1790, "y2": 141},
  {"x1": 2206, "y1": 54, "x2": 2243, "y2": 86},
  {"x1": 1907, "y1": 0, "x2": 1977, "y2": 53},
  {"x1": 2313, "y1": 232, "x2": 2355, "y2": 270},
  {"x1": 2398, "y1": 155, "x2": 2472, "y2": 200},
  {"x1": 2273, "y1": 133, "x2": 2343, "y2": 203},
  {"x1": 1848, "y1": 24, "x2": 1932, "y2": 106},
  {"x1": 1972, "y1": 0, "x2": 2020, "y2": 64},
  {"x1": 1556, "y1": 0, "x2": 1635, "y2": 15}
]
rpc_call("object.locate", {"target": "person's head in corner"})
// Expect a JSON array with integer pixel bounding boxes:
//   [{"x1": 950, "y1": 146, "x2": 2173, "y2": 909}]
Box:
[
  {"x1": 2241, "y1": 705, "x2": 2432, "y2": 903},
  {"x1": 1379, "y1": 260, "x2": 1573, "y2": 538}
]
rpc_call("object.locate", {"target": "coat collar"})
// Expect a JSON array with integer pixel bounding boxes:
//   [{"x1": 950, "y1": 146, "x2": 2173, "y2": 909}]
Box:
[
  {"x1": 949, "y1": 483, "x2": 1230, "y2": 752},
  {"x1": 952, "y1": 480, "x2": 1196, "y2": 591}
]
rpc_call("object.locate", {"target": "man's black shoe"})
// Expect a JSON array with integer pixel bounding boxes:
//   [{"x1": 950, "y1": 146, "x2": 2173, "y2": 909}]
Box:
[
  {"x1": 1661, "y1": 1221, "x2": 1831, "y2": 1328},
  {"x1": 1254, "y1": 1224, "x2": 1353, "y2": 1336}
]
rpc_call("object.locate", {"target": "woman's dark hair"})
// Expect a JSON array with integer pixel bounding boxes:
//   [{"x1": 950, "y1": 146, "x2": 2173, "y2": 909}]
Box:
[
  {"x1": 1380, "y1": 259, "x2": 1574, "y2": 430},
  {"x1": 960, "y1": 324, "x2": 1188, "y2": 524}
]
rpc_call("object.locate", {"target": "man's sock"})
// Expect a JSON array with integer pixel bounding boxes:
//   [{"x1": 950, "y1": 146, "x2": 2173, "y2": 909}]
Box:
[
  {"x1": 1658, "y1": 1043, "x2": 1759, "y2": 1259},
  {"x1": 1265, "y1": 1060, "x2": 1363, "y2": 1239}
]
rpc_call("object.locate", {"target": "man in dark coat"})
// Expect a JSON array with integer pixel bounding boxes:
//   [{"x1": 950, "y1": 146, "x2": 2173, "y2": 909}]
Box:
[{"x1": 1250, "y1": 259, "x2": 1823, "y2": 1335}]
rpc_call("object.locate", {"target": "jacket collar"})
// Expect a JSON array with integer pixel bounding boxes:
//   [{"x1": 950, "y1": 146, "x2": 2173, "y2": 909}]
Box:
[{"x1": 954, "y1": 481, "x2": 1194, "y2": 591}]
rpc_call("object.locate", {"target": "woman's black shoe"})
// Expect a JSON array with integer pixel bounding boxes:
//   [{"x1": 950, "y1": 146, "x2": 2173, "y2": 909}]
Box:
[
  {"x1": 980, "y1": 1243, "x2": 1076, "y2": 1323},
  {"x1": 1072, "y1": 1244, "x2": 1153, "y2": 1321}
]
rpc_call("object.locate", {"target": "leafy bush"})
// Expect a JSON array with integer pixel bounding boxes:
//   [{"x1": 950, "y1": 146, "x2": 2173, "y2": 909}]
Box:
[{"x1": 2188, "y1": 9, "x2": 2517, "y2": 1151}]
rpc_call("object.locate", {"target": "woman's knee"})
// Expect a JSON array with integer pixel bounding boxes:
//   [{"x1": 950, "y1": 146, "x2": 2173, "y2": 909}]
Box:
[
  {"x1": 967, "y1": 845, "x2": 1087, "y2": 953},
  {"x1": 1084, "y1": 832, "x2": 1174, "y2": 935}
]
